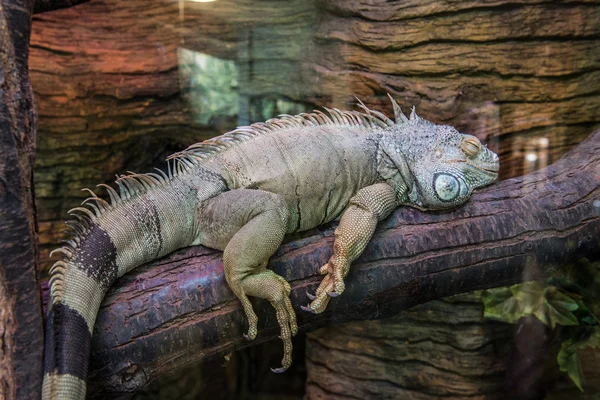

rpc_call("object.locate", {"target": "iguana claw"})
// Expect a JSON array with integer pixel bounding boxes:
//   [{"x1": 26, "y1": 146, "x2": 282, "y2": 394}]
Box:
[
  {"x1": 306, "y1": 291, "x2": 316, "y2": 300},
  {"x1": 301, "y1": 305, "x2": 316, "y2": 314},
  {"x1": 270, "y1": 366, "x2": 289, "y2": 373},
  {"x1": 327, "y1": 291, "x2": 339, "y2": 297}
]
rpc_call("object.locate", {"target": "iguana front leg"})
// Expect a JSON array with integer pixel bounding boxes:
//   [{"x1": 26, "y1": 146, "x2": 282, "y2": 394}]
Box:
[
  {"x1": 197, "y1": 189, "x2": 297, "y2": 371},
  {"x1": 303, "y1": 182, "x2": 397, "y2": 314}
]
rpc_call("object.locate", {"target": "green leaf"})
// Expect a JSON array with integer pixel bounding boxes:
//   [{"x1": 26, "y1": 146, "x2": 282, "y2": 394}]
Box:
[
  {"x1": 512, "y1": 281, "x2": 547, "y2": 324},
  {"x1": 558, "y1": 340, "x2": 584, "y2": 391},
  {"x1": 555, "y1": 258, "x2": 600, "y2": 318},
  {"x1": 543, "y1": 286, "x2": 579, "y2": 329},
  {"x1": 556, "y1": 326, "x2": 600, "y2": 391},
  {"x1": 482, "y1": 287, "x2": 522, "y2": 323}
]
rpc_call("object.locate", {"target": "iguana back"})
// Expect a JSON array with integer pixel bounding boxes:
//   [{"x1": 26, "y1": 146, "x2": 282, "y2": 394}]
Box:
[{"x1": 188, "y1": 123, "x2": 383, "y2": 233}]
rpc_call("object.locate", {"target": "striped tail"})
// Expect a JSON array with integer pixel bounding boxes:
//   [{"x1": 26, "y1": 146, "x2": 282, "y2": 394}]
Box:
[
  {"x1": 42, "y1": 222, "x2": 119, "y2": 399},
  {"x1": 42, "y1": 163, "x2": 226, "y2": 399},
  {"x1": 42, "y1": 291, "x2": 106, "y2": 399}
]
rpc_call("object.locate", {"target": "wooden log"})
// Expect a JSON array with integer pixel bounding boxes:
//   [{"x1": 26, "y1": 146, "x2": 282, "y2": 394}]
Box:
[
  {"x1": 0, "y1": 1, "x2": 43, "y2": 399},
  {"x1": 77, "y1": 129, "x2": 600, "y2": 397}
]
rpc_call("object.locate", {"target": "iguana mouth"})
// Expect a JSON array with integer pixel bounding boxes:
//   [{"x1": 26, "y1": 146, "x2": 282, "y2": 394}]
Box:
[
  {"x1": 463, "y1": 149, "x2": 500, "y2": 176},
  {"x1": 457, "y1": 159, "x2": 499, "y2": 180},
  {"x1": 479, "y1": 162, "x2": 500, "y2": 173},
  {"x1": 482, "y1": 166, "x2": 499, "y2": 173},
  {"x1": 475, "y1": 163, "x2": 500, "y2": 175},
  {"x1": 448, "y1": 159, "x2": 499, "y2": 175}
]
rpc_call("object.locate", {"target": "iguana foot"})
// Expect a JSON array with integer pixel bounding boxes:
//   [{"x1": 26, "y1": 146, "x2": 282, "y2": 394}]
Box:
[
  {"x1": 303, "y1": 259, "x2": 348, "y2": 313},
  {"x1": 300, "y1": 305, "x2": 317, "y2": 314},
  {"x1": 236, "y1": 269, "x2": 297, "y2": 372},
  {"x1": 236, "y1": 293, "x2": 258, "y2": 340}
]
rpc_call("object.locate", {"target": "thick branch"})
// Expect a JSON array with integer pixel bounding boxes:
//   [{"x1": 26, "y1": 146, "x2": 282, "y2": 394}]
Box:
[{"x1": 84, "y1": 130, "x2": 600, "y2": 396}]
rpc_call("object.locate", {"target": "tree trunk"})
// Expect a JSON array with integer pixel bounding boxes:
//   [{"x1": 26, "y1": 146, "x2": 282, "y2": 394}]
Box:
[{"x1": 0, "y1": 1, "x2": 42, "y2": 399}]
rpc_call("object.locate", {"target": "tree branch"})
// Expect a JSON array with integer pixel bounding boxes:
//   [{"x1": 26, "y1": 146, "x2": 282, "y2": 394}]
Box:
[{"x1": 80, "y1": 130, "x2": 600, "y2": 396}]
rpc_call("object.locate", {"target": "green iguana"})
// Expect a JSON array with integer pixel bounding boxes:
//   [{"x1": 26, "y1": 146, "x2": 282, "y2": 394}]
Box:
[{"x1": 42, "y1": 95, "x2": 499, "y2": 399}]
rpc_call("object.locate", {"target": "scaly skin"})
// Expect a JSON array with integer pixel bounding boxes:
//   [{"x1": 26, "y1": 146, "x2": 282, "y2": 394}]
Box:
[{"x1": 43, "y1": 96, "x2": 499, "y2": 399}]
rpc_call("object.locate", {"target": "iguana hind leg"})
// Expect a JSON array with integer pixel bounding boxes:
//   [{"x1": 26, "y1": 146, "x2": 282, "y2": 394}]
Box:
[
  {"x1": 197, "y1": 189, "x2": 296, "y2": 371},
  {"x1": 304, "y1": 183, "x2": 397, "y2": 314},
  {"x1": 229, "y1": 268, "x2": 297, "y2": 372}
]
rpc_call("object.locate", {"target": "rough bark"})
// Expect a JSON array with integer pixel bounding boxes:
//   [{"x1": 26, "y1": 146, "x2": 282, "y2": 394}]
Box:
[
  {"x1": 305, "y1": 287, "x2": 600, "y2": 400},
  {"x1": 306, "y1": 292, "x2": 512, "y2": 400},
  {"x1": 61, "y1": 128, "x2": 600, "y2": 397},
  {"x1": 0, "y1": 0, "x2": 43, "y2": 399}
]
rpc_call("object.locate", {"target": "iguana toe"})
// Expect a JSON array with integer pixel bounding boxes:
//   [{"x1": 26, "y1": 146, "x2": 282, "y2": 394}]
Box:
[
  {"x1": 304, "y1": 284, "x2": 333, "y2": 314},
  {"x1": 269, "y1": 293, "x2": 296, "y2": 373}
]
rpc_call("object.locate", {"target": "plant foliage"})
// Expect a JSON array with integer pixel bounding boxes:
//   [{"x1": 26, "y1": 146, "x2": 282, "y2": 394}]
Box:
[{"x1": 482, "y1": 258, "x2": 600, "y2": 390}]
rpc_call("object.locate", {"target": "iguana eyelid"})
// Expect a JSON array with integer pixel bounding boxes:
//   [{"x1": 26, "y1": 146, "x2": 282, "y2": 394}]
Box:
[{"x1": 461, "y1": 137, "x2": 481, "y2": 157}]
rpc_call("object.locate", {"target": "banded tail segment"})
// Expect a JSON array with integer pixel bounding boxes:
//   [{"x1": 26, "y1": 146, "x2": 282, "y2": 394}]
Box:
[
  {"x1": 43, "y1": 223, "x2": 118, "y2": 400},
  {"x1": 43, "y1": 168, "x2": 226, "y2": 400}
]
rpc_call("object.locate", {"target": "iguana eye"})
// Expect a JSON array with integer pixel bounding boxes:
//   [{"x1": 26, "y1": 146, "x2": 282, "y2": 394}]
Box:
[
  {"x1": 433, "y1": 173, "x2": 461, "y2": 201},
  {"x1": 461, "y1": 137, "x2": 481, "y2": 157}
]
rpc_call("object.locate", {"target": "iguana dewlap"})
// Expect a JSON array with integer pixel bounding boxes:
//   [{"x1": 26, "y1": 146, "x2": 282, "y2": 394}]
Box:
[{"x1": 42, "y1": 96, "x2": 499, "y2": 399}]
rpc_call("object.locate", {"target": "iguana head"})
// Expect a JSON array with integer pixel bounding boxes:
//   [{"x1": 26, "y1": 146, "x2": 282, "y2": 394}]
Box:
[{"x1": 377, "y1": 97, "x2": 499, "y2": 210}]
